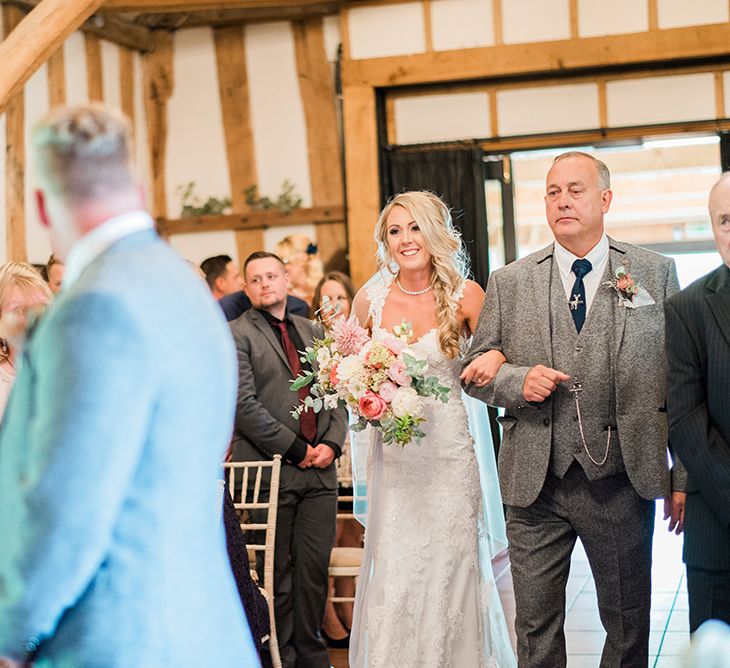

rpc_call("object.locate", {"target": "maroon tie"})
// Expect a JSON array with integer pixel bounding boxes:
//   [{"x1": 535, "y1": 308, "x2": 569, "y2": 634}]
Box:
[{"x1": 274, "y1": 321, "x2": 318, "y2": 444}]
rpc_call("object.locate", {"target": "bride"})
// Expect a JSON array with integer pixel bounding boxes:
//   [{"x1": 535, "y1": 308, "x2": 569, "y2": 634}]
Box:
[{"x1": 349, "y1": 191, "x2": 516, "y2": 667}]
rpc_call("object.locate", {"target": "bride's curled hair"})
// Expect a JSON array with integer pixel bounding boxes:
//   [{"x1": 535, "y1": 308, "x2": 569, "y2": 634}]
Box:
[{"x1": 374, "y1": 191, "x2": 469, "y2": 360}]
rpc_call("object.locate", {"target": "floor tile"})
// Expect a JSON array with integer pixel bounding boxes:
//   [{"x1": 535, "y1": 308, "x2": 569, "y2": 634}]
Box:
[{"x1": 566, "y1": 630, "x2": 607, "y2": 654}]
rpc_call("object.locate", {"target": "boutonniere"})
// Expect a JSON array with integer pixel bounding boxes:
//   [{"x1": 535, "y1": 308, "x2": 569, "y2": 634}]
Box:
[{"x1": 603, "y1": 266, "x2": 655, "y2": 308}]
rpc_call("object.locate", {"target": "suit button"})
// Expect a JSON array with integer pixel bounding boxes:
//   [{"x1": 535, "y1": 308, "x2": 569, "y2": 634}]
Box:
[
  {"x1": 575, "y1": 344, "x2": 583, "y2": 352},
  {"x1": 543, "y1": 418, "x2": 550, "y2": 426}
]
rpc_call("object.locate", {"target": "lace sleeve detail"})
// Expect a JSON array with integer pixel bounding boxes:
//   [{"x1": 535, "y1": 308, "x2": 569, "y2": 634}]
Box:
[
  {"x1": 363, "y1": 269, "x2": 395, "y2": 331},
  {"x1": 454, "y1": 279, "x2": 467, "y2": 303}
]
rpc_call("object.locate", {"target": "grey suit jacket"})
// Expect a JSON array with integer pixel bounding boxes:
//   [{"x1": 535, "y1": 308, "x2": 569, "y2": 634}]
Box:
[
  {"x1": 0, "y1": 230, "x2": 255, "y2": 666},
  {"x1": 465, "y1": 237, "x2": 687, "y2": 507},
  {"x1": 229, "y1": 308, "x2": 348, "y2": 490}
]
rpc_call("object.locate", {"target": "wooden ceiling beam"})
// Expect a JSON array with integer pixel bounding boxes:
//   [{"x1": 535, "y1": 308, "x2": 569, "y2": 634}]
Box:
[
  {"x1": 102, "y1": 0, "x2": 345, "y2": 12},
  {"x1": 0, "y1": 0, "x2": 106, "y2": 115},
  {"x1": 2, "y1": 0, "x2": 154, "y2": 51}
]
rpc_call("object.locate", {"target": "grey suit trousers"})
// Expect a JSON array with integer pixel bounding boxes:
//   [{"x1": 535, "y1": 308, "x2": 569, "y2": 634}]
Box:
[{"x1": 506, "y1": 463, "x2": 655, "y2": 668}]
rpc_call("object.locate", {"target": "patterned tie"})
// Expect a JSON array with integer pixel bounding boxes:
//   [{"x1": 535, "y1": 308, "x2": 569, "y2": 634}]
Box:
[
  {"x1": 273, "y1": 321, "x2": 318, "y2": 444},
  {"x1": 570, "y1": 258, "x2": 592, "y2": 333}
]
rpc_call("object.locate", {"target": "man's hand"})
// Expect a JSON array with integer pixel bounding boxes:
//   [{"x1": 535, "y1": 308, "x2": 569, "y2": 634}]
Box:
[
  {"x1": 522, "y1": 365, "x2": 571, "y2": 402},
  {"x1": 311, "y1": 444, "x2": 336, "y2": 469},
  {"x1": 297, "y1": 444, "x2": 317, "y2": 469},
  {"x1": 460, "y1": 350, "x2": 507, "y2": 387},
  {"x1": 664, "y1": 491, "x2": 686, "y2": 535}
]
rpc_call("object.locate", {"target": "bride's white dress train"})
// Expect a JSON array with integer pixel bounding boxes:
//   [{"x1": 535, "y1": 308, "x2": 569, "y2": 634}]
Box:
[{"x1": 349, "y1": 274, "x2": 516, "y2": 668}]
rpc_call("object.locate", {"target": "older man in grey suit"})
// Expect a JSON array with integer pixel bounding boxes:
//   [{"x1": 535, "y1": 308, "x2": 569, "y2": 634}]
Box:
[
  {"x1": 230, "y1": 251, "x2": 347, "y2": 668},
  {"x1": 0, "y1": 106, "x2": 256, "y2": 667},
  {"x1": 465, "y1": 151, "x2": 686, "y2": 667}
]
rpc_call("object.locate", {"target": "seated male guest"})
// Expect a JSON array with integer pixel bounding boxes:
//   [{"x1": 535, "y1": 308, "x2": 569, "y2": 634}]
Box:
[
  {"x1": 230, "y1": 251, "x2": 347, "y2": 668},
  {"x1": 219, "y1": 288, "x2": 309, "y2": 322},
  {"x1": 200, "y1": 254, "x2": 244, "y2": 300}
]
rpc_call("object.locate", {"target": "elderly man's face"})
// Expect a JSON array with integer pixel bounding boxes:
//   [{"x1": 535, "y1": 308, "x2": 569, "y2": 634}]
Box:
[
  {"x1": 545, "y1": 156, "x2": 612, "y2": 253},
  {"x1": 709, "y1": 178, "x2": 730, "y2": 268}
]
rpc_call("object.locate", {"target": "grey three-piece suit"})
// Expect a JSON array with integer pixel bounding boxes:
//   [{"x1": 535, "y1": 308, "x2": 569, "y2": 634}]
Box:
[
  {"x1": 230, "y1": 307, "x2": 348, "y2": 668},
  {"x1": 465, "y1": 237, "x2": 686, "y2": 667}
]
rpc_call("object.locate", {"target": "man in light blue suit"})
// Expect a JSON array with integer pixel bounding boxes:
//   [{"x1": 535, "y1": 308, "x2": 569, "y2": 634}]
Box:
[{"x1": 0, "y1": 105, "x2": 258, "y2": 667}]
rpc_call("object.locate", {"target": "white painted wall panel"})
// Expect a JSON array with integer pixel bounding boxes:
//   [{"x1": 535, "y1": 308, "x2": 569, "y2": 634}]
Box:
[
  {"x1": 168, "y1": 231, "x2": 239, "y2": 266},
  {"x1": 578, "y1": 0, "x2": 648, "y2": 37},
  {"x1": 322, "y1": 14, "x2": 341, "y2": 62},
  {"x1": 606, "y1": 74, "x2": 716, "y2": 127},
  {"x1": 431, "y1": 0, "x2": 494, "y2": 50},
  {"x1": 497, "y1": 83, "x2": 599, "y2": 135},
  {"x1": 347, "y1": 3, "x2": 426, "y2": 59},
  {"x1": 394, "y1": 92, "x2": 490, "y2": 144},
  {"x1": 101, "y1": 40, "x2": 121, "y2": 112},
  {"x1": 502, "y1": 0, "x2": 570, "y2": 44},
  {"x1": 166, "y1": 28, "x2": 230, "y2": 222},
  {"x1": 724, "y1": 72, "x2": 730, "y2": 119},
  {"x1": 246, "y1": 22, "x2": 312, "y2": 207},
  {"x1": 24, "y1": 64, "x2": 51, "y2": 263},
  {"x1": 657, "y1": 0, "x2": 728, "y2": 29},
  {"x1": 63, "y1": 32, "x2": 88, "y2": 105}
]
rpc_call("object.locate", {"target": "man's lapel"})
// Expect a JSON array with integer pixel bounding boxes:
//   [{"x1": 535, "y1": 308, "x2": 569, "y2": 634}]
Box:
[
  {"x1": 531, "y1": 244, "x2": 554, "y2": 366},
  {"x1": 607, "y1": 238, "x2": 629, "y2": 359},
  {"x1": 705, "y1": 265, "x2": 730, "y2": 349},
  {"x1": 248, "y1": 309, "x2": 293, "y2": 374}
]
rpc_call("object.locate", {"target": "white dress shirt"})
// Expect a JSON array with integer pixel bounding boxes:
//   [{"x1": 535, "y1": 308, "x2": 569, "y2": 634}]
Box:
[
  {"x1": 553, "y1": 234, "x2": 609, "y2": 314},
  {"x1": 63, "y1": 210, "x2": 154, "y2": 290}
]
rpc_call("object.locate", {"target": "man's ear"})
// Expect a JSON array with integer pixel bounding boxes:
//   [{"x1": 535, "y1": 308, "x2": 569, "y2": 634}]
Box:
[{"x1": 35, "y1": 190, "x2": 50, "y2": 228}]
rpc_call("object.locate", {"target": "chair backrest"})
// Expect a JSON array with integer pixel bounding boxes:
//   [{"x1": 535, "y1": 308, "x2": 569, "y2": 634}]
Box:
[{"x1": 223, "y1": 455, "x2": 282, "y2": 597}]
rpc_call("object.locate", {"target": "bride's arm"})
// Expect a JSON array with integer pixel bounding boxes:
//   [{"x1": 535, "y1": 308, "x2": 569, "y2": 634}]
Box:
[{"x1": 459, "y1": 280, "x2": 506, "y2": 387}]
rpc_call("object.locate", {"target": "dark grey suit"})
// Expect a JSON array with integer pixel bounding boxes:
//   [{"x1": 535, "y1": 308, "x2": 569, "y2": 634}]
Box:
[
  {"x1": 466, "y1": 238, "x2": 686, "y2": 667},
  {"x1": 230, "y1": 308, "x2": 347, "y2": 668},
  {"x1": 666, "y1": 264, "x2": 730, "y2": 632}
]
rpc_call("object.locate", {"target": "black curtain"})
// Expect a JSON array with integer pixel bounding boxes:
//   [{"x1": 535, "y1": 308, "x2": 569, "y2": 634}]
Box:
[
  {"x1": 382, "y1": 147, "x2": 490, "y2": 288},
  {"x1": 721, "y1": 131, "x2": 730, "y2": 172}
]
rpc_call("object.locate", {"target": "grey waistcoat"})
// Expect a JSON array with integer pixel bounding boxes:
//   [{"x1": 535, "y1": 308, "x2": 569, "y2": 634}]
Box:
[{"x1": 548, "y1": 258, "x2": 626, "y2": 480}]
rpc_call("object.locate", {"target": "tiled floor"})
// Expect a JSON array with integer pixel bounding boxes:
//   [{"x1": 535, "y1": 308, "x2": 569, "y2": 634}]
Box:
[{"x1": 330, "y1": 501, "x2": 689, "y2": 667}]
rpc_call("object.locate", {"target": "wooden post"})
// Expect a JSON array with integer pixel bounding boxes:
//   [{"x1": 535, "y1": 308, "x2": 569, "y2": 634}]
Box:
[
  {"x1": 46, "y1": 46, "x2": 66, "y2": 107},
  {"x1": 342, "y1": 85, "x2": 379, "y2": 288},
  {"x1": 213, "y1": 24, "x2": 263, "y2": 264},
  {"x1": 0, "y1": 0, "x2": 106, "y2": 115},
  {"x1": 142, "y1": 30, "x2": 174, "y2": 222},
  {"x1": 84, "y1": 33, "x2": 104, "y2": 101},
  {"x1": 292, "y1": 18, "x2": 345, "y2": 272},
  {"x1": 3, "y1": 4, "x2": 27, "y2": 262}
]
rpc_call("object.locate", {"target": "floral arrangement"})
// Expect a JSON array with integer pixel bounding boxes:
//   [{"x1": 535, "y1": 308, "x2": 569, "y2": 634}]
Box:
[
  {"x1": 603, "y1": 266, "x2": 655, "y2": 308},
  {"x1": 291, "y1": 317, "x2": 450, "y2": 446}
]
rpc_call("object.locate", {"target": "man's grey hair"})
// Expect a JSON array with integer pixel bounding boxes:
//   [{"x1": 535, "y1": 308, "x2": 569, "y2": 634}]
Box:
[
  {"x1": 553, "y1": 151, "x2": 611, "y2": 190},
  {"x1": 32, "y1": 104, "x2": 135, "y2": 202}
]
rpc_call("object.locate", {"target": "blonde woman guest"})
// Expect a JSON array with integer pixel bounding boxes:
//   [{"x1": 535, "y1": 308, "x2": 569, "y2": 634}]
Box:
[
  {"x1": 349, "y1": 191, "x2": 515, "y2": 667},
  {"x1": 275, "y1": 233, "x2": 324, "y2": 306},
  {"x1": 0, "y1": 262, "x2": 53, "y2": 419},
  {"x1": 311, "y1": 272, "x2": 362, "y2": 647}
]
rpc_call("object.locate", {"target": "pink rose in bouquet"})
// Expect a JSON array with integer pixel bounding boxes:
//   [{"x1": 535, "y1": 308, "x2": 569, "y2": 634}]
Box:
[
  {"x1": 388, "y1": 360, "x2": 411, "y2": 386},
  {"x1": 377, "y1": 381, "x2": 398, "y2": 403},
  {"x1": 359, "y1": 391, "x2": 387, "y2": 420}
]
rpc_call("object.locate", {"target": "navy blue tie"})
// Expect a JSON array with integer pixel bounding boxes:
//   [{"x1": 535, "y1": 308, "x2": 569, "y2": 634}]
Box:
[{"x1": 570, "y1": 258, "x2": 592, "y2": 333}]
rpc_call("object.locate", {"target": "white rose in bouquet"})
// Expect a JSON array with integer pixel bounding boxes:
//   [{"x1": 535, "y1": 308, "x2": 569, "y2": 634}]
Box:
[{"x1": 390, "y1": 386, "x2": 424, "y2": 419}]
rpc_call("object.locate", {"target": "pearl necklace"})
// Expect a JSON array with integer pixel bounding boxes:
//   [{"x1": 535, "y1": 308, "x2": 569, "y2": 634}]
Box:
[{"x1": 396, "y1": 278, "x2": 432, "y2": 296}]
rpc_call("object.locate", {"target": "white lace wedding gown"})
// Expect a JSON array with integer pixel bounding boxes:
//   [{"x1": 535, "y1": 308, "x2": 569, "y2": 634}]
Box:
[{"x1": 349, "y1": 274, "x2": 516, "y2": 668}]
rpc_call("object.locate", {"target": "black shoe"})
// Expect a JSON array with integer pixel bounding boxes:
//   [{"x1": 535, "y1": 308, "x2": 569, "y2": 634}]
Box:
[{"x1": 321, "y1": 628, "x2": 350, "y2": 649}]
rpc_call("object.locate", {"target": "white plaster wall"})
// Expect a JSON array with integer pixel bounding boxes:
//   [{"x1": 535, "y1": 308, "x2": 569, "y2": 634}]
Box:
[
  {"x1": 394, "y1": 92, "x2": 490, "y2": 143},
  {"x1": 497, "y1": 83, "x2": 600, "y2": 135},
  {"x1": 657, "y1": 0, "x2": 729, "y2": 29},
  {"x1": 578, "y1": 0, "x2": 648, "y2": 37},
  {"x1": 168, "y1": 231, "x2": 239, "y2": 266},
  {"x1": 431, "y1": 0, "x2": 494, "y2": 50},
  {"x1": 347, "y1": 2, "x2": 426, "y2": 59},
  {"x1": 606, "y1": 73, "x2": 716, "y2": 127},
  {"x1": 24, "y1": 64, "x2": 51, "y2": 264},
  {"x1": 322, "y1": 14, "x2": 341, "y2": 63},
  {"x1": 246, "y1": 22, "x2": 312, "y2": 207},
  {"x1": 725, "y1": 71, "x2": 730, "y2": 118},
  {"x1": 502, "y1": 0, "x2": 570, "y2": 44},
  {"x1": 63, "y1": 32, "x2": 88, "y2": 105},
  {"x1": 101, "y1": 40, "x2": 121, "y2": 112}
]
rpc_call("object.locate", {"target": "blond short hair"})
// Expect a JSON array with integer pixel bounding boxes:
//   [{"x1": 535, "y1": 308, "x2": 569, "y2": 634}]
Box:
[{"x1": 31, "y1": 104, "x2": 135, "y2": 202}]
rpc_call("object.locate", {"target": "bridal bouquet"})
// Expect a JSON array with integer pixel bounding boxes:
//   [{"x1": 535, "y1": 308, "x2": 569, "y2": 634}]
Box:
[{"x1": 291, "y1": 317, "x2": 450, "y2": 446}]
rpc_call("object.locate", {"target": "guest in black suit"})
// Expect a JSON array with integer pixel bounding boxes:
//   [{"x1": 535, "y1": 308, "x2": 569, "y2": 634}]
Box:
[{"x1": 666, "y1": 172, "x2": 730, "y2": 632}]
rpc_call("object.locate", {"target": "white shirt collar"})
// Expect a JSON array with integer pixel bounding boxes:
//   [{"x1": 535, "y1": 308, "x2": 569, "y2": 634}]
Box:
[
  {"x1": 63, "y1": 210, "x2": 154, "y2": 290},
  {"x1": 554, "y1": 234, "x2": 609, "y2": 279}
]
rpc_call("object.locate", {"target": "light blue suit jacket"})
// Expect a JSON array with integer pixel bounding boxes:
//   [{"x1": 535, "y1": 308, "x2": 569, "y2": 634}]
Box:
[{"x1": 0, "y1": 229, "x2": 258, "y2": 667}]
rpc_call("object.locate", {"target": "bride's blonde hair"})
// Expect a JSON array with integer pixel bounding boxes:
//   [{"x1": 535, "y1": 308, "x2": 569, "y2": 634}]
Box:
[{"x1": 374, "y1": 191, "x2": 469, "y2": 360}]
